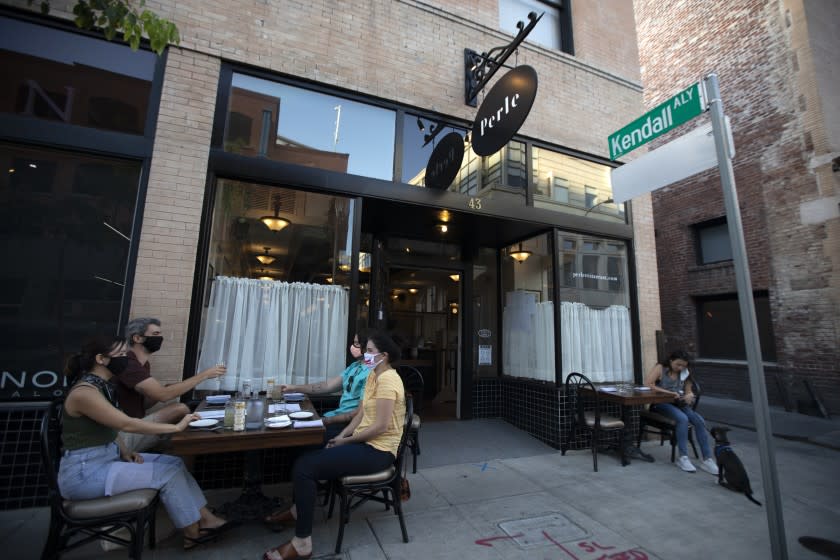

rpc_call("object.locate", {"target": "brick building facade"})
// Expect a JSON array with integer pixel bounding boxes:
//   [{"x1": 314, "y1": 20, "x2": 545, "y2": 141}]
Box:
[{"x1": 634, "y1": 0, "x2": 840, "y2": 413}]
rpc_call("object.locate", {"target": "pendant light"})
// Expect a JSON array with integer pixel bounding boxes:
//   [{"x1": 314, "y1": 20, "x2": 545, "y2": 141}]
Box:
[
  {"x1": 256, "y1": 247, "x2": 275, "y2": 265},
  {"x1": 260, "y1": 198, "x2": 291, "y2": 232},
  {"x1": 509, "y1": 242, "x2": 532, "y2": 263}
]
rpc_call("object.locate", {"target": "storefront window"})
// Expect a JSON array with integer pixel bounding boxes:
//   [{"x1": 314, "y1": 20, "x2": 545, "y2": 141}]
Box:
[
  {"x1": 0, "y1": 16, "x2": 156, "y2": 135},
  {"x1": 196, "y1": 179, "x2": 353, "y2": 390},
  {"x1": 532, "y1": 147, "x2": 625, "y2": 223},
  {"x1": 501, "y1": 233, "x2": 555, "y2": 381},
  {"x1": 225, "y1": 74, "x2": 395, "y2": 180},
  {"x1": 558, "y1": 232, "x2": 632, "y2": 382},
  {"x1": 0, "y1": 143, "x2": 142, "y2": 398}
]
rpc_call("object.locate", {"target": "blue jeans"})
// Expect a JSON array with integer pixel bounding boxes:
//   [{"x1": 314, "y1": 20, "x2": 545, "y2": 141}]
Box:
[
  {"x1": 650, "y1": 403, "x2": 712, "y2": 459},
  {"x1": 57, "y1": 441, "x2": 206, "y2": 528},
  {"x1": 291, "y1": 443, "x2": 394, "y2": 537}
]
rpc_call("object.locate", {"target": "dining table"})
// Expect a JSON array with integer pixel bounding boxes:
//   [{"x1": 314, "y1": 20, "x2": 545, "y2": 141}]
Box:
[
  {"x1": 167, "y1": 397, "x2": 326, "y2": 520},
  {"x1": 578, "y1": 383, "x2": 675, "y2": 465}
]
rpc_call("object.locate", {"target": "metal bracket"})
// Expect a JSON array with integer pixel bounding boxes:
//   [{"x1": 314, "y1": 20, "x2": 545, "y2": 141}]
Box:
[{"x1": 464, "y1": 11, "x2": 543, "y2": 107}]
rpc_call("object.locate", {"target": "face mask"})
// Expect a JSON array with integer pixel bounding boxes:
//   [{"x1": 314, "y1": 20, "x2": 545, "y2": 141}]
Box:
[
  {"x1": 363, "y1": 352, "x2": 383, "y2": 368},
  {"x1": 349, "y1": 344, "x2": 362, "y2": 360},
  {"x1": 142, "y1": 335, "x2": 163, "y2": 353},
  {"x1": 107, "y1": 356, "x2": 129, "y2": 375}
]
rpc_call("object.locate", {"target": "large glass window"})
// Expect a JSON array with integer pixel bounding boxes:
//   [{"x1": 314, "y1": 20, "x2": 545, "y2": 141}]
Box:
[
  {"x1": 499, "y1": 0, "x2": 572, "y2": 54},
  {"x1": 0, "y1": 143, "x2": 142, "y2": 398},
  {"x1": 474, "y1": 248, "x2": 499, "y2": 378},
  {"x1": 501, "y1": 234, "x2": 555, "y2": 381},
  {"x1": 225, "y1": 74, "x2": 395, "y2": 180},
  {"x1": 532, "y1": 147, "x2": 625, "y2": 223},
  {"x1": 558, "y1": 232, "x2": 632, "y2": 382},
  {"x1": 698, "y1": 294, "x2": 776, "y2": 361},
  {"x1": 196, "y1": 180, "x2": 354, "y2": 390},
  {"x1": 0, "y1": 16, "x2": 156, "y2": 135},
  {"x1": 695, "y1": 218, "x2": 732, "y2": 264}
]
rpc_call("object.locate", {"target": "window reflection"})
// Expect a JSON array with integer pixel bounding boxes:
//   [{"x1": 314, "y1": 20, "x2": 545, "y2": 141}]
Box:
[
  {"x1": 0, "y1": 16, "x2": 155, "y2": 134},
  {"x1": 532, "y1": 147, "x2": 625, "y2": 222},
  {"x1": 225, "y1": 74, "x2": 395, "y2": 180}
]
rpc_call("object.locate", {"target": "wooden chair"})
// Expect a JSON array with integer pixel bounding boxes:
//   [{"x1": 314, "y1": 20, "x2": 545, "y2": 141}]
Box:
[
  {"x1": 560, "y1": 372, "x2": 625, "y2": 472},
  {"x1": 636, "y1": 378, "x2": 701, "y2": 463},
  {"x1": 329, "y1": 395, "x2": 413, "y2": 554},
  {"x1": 40, "y1": 403, "x2": 160, "y2": 560},
  {"x1": 396, "y1": 365, "x2": 424, "y2": 473}
]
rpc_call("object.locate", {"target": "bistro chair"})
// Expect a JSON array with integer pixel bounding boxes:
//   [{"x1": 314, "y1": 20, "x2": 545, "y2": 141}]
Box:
[
  {"x1": 396, "y1": 365, "x2": 424, "y2": 473},
  {"x1": 561, "y1": 372, "x2": 625, "y2": 472},
  {"x1": 329, "y1": 395, "x2": 413, "y2": 554},
  {"x1": 40, "y1": 403, "x2": 160, "y2": 560},
  {"x1": 637, "y1": 377, "x2": 702, "y2": 463}
]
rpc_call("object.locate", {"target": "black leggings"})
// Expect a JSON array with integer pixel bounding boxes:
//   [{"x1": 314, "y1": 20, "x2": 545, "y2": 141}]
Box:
[{"x1": 292, "y1": 443, "x2": 393, "y2": 537}]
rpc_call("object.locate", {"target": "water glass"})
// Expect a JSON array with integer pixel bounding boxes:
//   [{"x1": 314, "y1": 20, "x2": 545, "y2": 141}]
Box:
[
  {"x1": 265, "y1": 377, "x2": 277, "y2": 400},
  {"x1": 241, "y1": 378, "x2": 253, "y2": 398}
]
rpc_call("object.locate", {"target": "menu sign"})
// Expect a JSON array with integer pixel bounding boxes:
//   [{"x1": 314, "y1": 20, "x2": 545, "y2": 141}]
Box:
[{"x1": 471, "y1": 65, "x2": 538, "y2": 157}]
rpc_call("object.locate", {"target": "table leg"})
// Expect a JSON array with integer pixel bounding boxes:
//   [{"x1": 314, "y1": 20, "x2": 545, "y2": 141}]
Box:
[
  {"x1": 219, "y1": 449, "x2": 286, "y2": 521},
  {"x1": 620, "y1": 405, "x2": 655, "y2": 465}
]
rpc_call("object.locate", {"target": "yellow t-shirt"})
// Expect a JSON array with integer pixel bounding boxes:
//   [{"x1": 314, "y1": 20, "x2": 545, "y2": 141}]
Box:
[{"x1": 353, "y1": 368, "x2": 406, "y2": 457}]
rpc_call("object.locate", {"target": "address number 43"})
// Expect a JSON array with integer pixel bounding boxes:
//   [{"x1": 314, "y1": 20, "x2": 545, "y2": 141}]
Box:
[{"x1": 467, "y1": 197, "x2": 482, "y2": 210}]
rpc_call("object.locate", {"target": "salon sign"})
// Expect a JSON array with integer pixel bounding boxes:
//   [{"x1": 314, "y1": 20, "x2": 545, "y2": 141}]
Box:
[
  {"x1": 471, "y1": 65, "x2": 538, "y2": 157},
  {"x1": 1, "y1": 369, "x2": 67, "y2": 399}
]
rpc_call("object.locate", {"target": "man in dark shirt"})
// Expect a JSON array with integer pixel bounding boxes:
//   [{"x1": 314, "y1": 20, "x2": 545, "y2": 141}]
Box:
[{"x1": 116, "y1": 317, "x2": 226, "y2": 452}]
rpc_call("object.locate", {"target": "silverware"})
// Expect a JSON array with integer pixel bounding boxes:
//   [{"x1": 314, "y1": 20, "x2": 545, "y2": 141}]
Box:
[{"x1": 190, "y1": 426, "x2": 224, "y2": 432}]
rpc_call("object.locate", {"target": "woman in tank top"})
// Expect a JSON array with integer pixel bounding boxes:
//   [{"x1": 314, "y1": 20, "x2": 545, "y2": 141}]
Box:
[
  {"x1": 645, "y1": 350, "x2": 719, "y2": 475},
  {"x1": 59, "y1": 335, "x2": 238, "y2": 550}
]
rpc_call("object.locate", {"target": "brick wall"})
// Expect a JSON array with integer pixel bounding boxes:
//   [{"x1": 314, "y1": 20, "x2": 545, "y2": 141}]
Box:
[{"x1": 634, "y1": 0, "x2": 840, "y2": 413}]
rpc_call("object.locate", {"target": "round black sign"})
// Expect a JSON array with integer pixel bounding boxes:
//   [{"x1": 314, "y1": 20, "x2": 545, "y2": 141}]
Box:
[
  {"x1": 425, "y1": 131, "x2": 465, "y2": 190},
  {"x1": 470, "y1": 65, "x2": 538, "y2": 157}
]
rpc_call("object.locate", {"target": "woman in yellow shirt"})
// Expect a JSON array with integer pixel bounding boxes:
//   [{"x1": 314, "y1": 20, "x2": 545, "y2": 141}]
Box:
[{"x1": 263, "y1": 331, "x2": 406, "y2": 560}]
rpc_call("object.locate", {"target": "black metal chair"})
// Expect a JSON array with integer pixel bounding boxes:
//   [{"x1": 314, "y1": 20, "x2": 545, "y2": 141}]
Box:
[
  {"x1": 560, "y1": 372, "x2": 625, "y2": 472},
  {"x1": 637, "y1": 378, "x2": 701, "y2": 463},
  {"x1": 396, "y1": 365, "x2": 424, "y2": 473},
  {"x1": 329, "y1": 395, "x2": 413, "y2": 554},
  {"x1": 40, "y1": 403, "x2": 160, "y2": 560}
]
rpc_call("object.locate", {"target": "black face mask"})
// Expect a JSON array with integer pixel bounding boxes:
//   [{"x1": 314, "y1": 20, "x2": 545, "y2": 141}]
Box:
[
  {"x1": 107, "y1": 356, "x2": 129, "y2": 375},
  {"x1": 142, "y1": 335, "x2": 163, "y2": 353}
]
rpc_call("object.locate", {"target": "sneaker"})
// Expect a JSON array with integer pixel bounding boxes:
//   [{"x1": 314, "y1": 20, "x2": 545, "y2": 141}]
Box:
[
  {"x1": 700, "y1": 458, "x2": 720, "y2": 475},
  {"x1": 676, "y1": 455, "x2": 697, "y2": 472}
]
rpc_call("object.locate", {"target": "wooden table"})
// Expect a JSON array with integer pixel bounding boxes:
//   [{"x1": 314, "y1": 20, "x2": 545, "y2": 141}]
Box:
[
  {"x1": 168, "y1": 399, "x2": 325, "y2": 520},
  {"x1": 579, "y1": 385, "x2": 675, "y2": 465}
]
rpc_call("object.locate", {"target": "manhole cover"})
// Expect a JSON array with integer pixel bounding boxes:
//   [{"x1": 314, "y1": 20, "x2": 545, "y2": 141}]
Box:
[{"x1": 499, "y1": 512, "x2": 589, "y2": 549}]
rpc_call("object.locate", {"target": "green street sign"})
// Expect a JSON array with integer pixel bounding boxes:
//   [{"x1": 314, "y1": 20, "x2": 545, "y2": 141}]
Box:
[{"x1": 608, "y1": 82, "x2": 706, "y2": 160}]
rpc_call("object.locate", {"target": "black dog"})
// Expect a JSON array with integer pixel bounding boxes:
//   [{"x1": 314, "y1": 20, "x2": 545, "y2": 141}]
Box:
[{"x1": 709, "y1": 426, "x2": 762, "y2": 506}]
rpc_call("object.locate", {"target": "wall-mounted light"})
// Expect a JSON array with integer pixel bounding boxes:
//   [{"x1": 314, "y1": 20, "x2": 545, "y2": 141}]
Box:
[
  {"x1": 509, "y1": 242, "x2": 532, "y2": 263},
  {"x1": 256, "y1": 246, "x2": 275, "y2": 265},
  {"x1": 436, "y1": 223, "x2": 448, "y2": 234},
  {"x1": 449, "y1": 273, "x2": 460, "y2": 282},
  {"x1": 449, "y1": 301, "x2": 459, "y2": 314},
  {"x1": 260, "y1": 197, "x2": 291, "y2": 232}
]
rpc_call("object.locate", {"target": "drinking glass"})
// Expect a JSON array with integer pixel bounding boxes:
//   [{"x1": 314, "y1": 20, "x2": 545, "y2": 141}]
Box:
[
  {"x1": 265, "y1": 377, "x2": 277, "y2": 401},
  {"x1": 241, "y1": 378, "x2": 252, "y2": 399},
  {"x1": 214, "y1": 360, "x2": 226, "y2": 394}
]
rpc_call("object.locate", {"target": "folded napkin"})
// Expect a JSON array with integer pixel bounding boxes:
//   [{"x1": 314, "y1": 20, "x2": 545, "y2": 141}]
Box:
[
  {"x1": 293, "y1": 419, "x2": 324, "y2": 429},
  {"x1": 269, "y1": 403, "x2": 301, "y2": 413},
  {"x1": 599, "y1": 386, "x2": 618, "y2": 392},
  {"x1": 197, "y1": 409, "x2": 225, "y2": 419}
]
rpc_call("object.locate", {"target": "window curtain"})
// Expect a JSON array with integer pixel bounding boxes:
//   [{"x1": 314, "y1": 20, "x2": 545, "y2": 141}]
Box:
[
  {"x1": 561, "y1": 302, "x2": 632, "y2": 383},
  {"x1": 502, "y1": 291, "x2": 555, "y2": 382},
  {"x1": 196, "y1": 277, "x2": 348, "y2": 391}
]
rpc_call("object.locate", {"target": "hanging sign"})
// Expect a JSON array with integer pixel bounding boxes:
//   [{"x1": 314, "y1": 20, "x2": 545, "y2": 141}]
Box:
[
  {"x1": 471, "y1": 65, "x2": 538, "y2": 157},
  {"x1": 425, "y1": 132, "x2": 465, "y2": 190}
]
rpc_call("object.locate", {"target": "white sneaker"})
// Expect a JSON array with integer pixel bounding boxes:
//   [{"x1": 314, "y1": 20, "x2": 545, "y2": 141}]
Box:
[
  {"x1": 700, "y1": 458, "x2": 720, "y2": 475},
  {"x1": 676, "y1": 455, "x2": 696, "y2": 472}
]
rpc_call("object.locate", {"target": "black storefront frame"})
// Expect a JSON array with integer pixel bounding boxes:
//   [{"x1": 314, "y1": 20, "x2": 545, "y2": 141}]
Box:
[{"x1": 186, "y1": 62, "x2": 644, "y2": 405}]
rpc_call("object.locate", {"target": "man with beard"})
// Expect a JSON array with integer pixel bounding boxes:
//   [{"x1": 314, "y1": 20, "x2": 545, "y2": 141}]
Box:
[{"x1": 116, "y1": 317, "x2": 226, "y2": 452}]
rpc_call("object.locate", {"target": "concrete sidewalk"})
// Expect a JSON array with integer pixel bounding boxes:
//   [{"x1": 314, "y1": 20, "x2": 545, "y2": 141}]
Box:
[{"x1": 2, "y1": 402, "x2": 839, "y2": 560}]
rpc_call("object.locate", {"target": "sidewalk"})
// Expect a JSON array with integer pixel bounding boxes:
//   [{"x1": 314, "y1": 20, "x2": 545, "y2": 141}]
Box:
[{"x1": 2, "y1": 405, "x2": 838, "y2": 560}]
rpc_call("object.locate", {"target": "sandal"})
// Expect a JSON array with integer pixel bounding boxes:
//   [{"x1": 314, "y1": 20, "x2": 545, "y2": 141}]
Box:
[
  {"x1": 263, "y1": 509, "x2": 296, "y2": 531},
  {"x1": 199, "y1": 519, "x2": 241, "y2": 535},
  {"x1": 183, "y1": 532, "x2": 217, "y2": 550},
  {"x1": 263, "y1": 541, "x2": 312, "y2": 560}
]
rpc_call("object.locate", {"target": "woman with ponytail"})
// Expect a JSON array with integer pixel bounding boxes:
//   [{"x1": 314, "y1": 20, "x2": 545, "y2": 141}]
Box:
[{"x1": 59, "y1": 336, "x2": 238, "y2": 550}]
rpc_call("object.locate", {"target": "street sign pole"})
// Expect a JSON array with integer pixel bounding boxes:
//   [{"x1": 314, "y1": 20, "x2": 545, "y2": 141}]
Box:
[{"x1": 705, "y1": 72, "x2": 788, "y2": 560}]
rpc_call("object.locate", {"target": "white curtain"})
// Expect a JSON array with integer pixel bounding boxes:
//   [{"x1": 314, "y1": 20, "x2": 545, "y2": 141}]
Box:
[
  {"x1": 196, "y1": 277, "x2": 348, "y2": 391},
  {"x1": 502, "y1": 291, "x2": 555, "y2": 382},
  {"x1": 560, "y1": 301, "x2": 633, "y2": 383}
]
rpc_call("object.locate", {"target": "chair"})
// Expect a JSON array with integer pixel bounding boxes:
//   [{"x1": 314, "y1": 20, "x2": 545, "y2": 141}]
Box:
[
  {"x1": 330, "y1": 395, "x2": 414, "y2": 554},
  {"x1": 636, "y1": 378, "x2": 701, "y2": 463},
  {"x1": 40, "y1": 403, "x2": 160, "y2": 560},
  {"x1": 560, "y1": 372, "x2": 625, "y2": 472},
  {"x1": 396, "y1": 365, "x2": 424, "y2": 473}
]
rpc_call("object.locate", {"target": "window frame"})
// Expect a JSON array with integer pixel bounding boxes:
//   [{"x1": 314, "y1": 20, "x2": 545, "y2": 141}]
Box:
[
  {"x1": 694, "y1": 217, "x2": 733, "y2": 265},
  {"x1": 498, "y1": 0, "x2": 574, "y2": 55}
]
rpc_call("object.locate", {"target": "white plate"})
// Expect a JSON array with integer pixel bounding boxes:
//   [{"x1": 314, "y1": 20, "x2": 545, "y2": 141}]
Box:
[
  {"x1": 283, "y1": 393, "x2": 305, "y2": 402},
  {"x1": 189, "y1": 419, "x2": 219, "y2": 428},
  {"x1": 265, "y1": 415, "x2": 290, "y2": 424},
  {"x1": 266, "y1": 420, "x2": 292, "y2": 429},
  {"x1": 206, "y1": 395, "x2": 231, "y2": 404},
  {"x1": 635, "y1": 386, "x2": 651, "y2": 391},
  {"x1": 289, "y1": 411, "x2": 314, "y2": 420}
]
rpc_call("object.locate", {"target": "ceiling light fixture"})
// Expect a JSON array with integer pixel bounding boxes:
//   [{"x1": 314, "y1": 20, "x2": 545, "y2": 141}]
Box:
[
  {"x1": 436, "y1": 223, "x2": 448, "y2": 234},
  {"x1": 449, "y1": 273, "x2": 460, "y2": 282},
  {"x1": 256, "y1": 246, "x2": 276, "y2": 265},
  {"x1": 509, "y1": 242, "x2": 532, "y2": 263},
  {"x1": 409, "y1": 288, "x2": 418, "y2": 294},
  {"x1": 260, "y1": 197, "x2": 291, "y2": 232}
]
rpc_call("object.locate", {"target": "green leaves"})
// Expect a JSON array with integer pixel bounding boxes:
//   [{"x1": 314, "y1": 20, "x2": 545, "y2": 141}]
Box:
[{"x1": 28, "y1": 0, "x2": 180, "y2": 55}]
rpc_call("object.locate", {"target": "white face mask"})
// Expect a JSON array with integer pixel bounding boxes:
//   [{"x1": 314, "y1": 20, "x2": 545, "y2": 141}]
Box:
[{"x1": 363, "y1": 352, "x2": 383, "y2": 368}]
